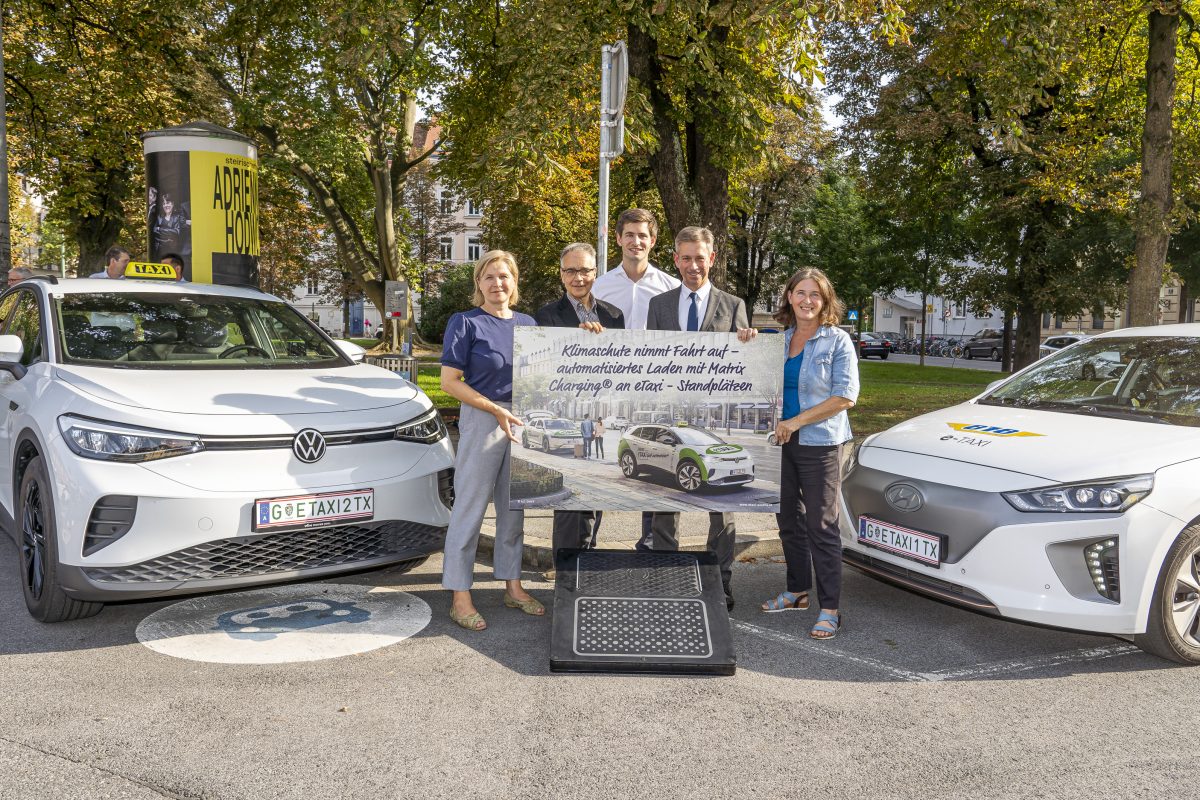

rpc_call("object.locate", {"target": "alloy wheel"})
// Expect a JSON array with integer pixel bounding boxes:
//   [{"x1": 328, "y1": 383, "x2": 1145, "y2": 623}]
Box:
[
  {"x1": 1169, "y1": 548, "x2": 1200, "y2": 648},
  {"x1": 677, "y1": 462, "x2": 702, "y2": 492},
  {"x1": 20, "y1": 480, "x2": 46, "y2": 600}
]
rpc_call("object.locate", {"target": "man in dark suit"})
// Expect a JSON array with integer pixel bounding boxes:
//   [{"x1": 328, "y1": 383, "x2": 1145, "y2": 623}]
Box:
[
  {"x1": 535, "y1": 243, "x2": 625, "y2": 553},
  {"x1": 646, "y1": 226, "x2": 756, "y2": 610}
]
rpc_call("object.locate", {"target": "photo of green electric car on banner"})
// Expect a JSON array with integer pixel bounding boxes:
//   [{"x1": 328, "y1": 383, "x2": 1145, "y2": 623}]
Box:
[{"x1": 509, "y1": 326, "x2": 783, "y2": 514}]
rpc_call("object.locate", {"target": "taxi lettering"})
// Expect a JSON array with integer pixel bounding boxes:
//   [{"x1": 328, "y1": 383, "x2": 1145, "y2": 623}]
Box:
[{"x1": 946, "y1": 423, "x2": 1044, "y2": 438}]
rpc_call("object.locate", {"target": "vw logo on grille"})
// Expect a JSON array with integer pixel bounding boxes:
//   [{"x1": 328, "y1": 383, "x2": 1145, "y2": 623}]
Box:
[
  {"x1": 292, "y1": 429, "x2": 327, "y2": 463},
  {"x1": 885, "y1": 483, "x2": 924, "y2": 512}
]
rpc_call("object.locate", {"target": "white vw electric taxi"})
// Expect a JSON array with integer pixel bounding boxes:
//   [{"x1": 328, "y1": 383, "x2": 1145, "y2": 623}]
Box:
[
  {"x1": 841, "y1": 326, "x2": 1200, "y2": 663},
  {"x1": 1, "y1": 270, "x2": 453, "y2": 622}
]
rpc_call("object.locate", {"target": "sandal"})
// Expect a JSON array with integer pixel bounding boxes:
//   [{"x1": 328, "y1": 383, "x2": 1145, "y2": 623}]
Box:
[
  {"x1": 761, "y1": 590, "x2": 809, "y2": 613},
  {"x1": 449, "y1": 607, "x2": 487, "y2": 631},
  {"x1": 503, "y1": 593, "x2": 546, "y2": 616},
  {"x1": 810, "y1": 611, "x2": 841, "y2": 640}
]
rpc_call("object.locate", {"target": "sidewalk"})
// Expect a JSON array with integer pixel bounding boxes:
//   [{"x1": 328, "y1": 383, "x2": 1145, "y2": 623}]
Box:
[{"x1": 476, "y1": 506, "x2": 783, "y2": 570}]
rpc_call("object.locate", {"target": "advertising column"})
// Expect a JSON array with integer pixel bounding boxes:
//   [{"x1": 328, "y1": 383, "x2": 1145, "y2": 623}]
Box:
[{"x1": 142, "y1": 121, "x2": 259, "y2": 285}]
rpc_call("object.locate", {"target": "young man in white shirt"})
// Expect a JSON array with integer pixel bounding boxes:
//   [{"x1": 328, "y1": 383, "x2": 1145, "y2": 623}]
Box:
[
  {"x1": 592, "y1": 209, "x2": 681, "y2": 552},
  {"x1": 592, "y1": 208, "x2": 681, "y2": 330}
]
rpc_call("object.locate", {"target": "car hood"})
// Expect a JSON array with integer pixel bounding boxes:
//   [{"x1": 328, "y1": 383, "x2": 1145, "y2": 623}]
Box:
[
  {"x1": 54, "y1": 363, "x2": 418, "y2": 415},
  {"x1": 863, "y1": 403, "x2": 1200, "y2": 483}
]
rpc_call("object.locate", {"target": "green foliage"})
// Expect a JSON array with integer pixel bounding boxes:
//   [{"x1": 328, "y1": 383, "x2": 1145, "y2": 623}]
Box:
[{"x1": 417, "y1": 263, "x2": 477, "y2": 343}]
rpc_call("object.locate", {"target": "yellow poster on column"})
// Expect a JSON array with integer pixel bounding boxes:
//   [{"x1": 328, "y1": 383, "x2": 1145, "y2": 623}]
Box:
[{"x1": 189, "y1": 151, "x2": 260, "y2": 285}]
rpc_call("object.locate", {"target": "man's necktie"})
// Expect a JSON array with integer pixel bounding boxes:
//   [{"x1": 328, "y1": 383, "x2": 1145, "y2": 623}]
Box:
[{"x1": 687, "y1": 292, "x2": 699, "y2": 331}]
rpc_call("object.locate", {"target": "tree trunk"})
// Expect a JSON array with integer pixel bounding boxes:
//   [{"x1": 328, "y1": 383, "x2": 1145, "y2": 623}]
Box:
[
  {"x1": 1001, "y1": 309, "x2": 1014, "y2": 372},
  {"x1": 1013, "y1": 300, "x2": 1041, "y2": 371},
  {"x1": 919, "y1": 290, "x2": 927, "y2": 367},
  {"x1": 71, "y1": 165, "x2": 129, "y2": 276},
  {"x1": 1129, "y1": 7, "x2": 1180, "y2": 326},
  {"x1": 627, "y1": 21, "x2": 732, "y2": 288}
]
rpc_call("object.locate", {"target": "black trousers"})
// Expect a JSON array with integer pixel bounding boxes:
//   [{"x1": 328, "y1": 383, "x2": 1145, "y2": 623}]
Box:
[
  {"x1": 776, "y1": 440, "x2": 844, "y2": 610},
  {"x1": 552, "y1": 510, "x2": 602, "y2": 552},
  {"x1": 650, "y1": 512, "x2": 735, "y2": 593},
  {"x1": 593, "y1": 435, "x2": 604, "y2": 459}
]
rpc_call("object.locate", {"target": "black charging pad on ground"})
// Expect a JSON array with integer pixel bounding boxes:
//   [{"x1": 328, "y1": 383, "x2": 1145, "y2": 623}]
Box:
[{"x1": 549, "y1": 549, "x2": 736, "y2": 675}]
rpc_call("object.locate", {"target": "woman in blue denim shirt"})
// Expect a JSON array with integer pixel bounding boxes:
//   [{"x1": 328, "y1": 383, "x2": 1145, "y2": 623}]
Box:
[{"x1": 761, "y1": 268, "x2": 859, "y2": 640}]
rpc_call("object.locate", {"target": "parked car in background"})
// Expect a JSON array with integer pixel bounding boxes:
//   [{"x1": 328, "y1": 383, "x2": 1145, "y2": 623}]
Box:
[
  {"x1": 962, "y1": 329, "x2": 1005, "y2": 361},
  {"x1": 850, "y1": 332, "x2": 891, "y2": 360},
  {"x1": 1039, "y1": 333, "x2": 1091, "y2": 359},
  {"x1": 606, "y1": 416, "x2": 630, "y2": 430},
  {"x1": 841, "y1": 325, "x2": 1200, "y2": 664},
  {"x1": 521, "y1": 417, "x2": 584, "y2": 454},
  {"x1": 865, "y1": 332, "x2": 896, "y2": 351}
]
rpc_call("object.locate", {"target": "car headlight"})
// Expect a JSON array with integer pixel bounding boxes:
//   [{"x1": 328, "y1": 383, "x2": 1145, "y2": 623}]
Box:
[
  {"x1": 394, "y1": 408, "x2": 447, "y2": 444},
  {"x1": 58, "y1": 415, "x2": 203, "y2": 462},
  {"x1": 1002, "y1": 475, "x2": 1153, "y2": 513}
]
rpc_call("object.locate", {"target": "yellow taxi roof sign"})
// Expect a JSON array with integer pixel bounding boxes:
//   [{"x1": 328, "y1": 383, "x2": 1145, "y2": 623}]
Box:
[{"x1": 125, "y1": 261, "x2": 177, "y2": 280}]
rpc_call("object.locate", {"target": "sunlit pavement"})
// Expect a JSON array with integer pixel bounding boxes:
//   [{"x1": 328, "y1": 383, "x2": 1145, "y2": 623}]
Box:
[{"x1": 0, "y1": 536, "x2": 1193, "y2": 800}]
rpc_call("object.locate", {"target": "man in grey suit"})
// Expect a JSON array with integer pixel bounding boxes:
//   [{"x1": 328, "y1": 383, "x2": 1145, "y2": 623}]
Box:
[{"x1": 646, "y1": 226, "x2": 757, "y2": 610}]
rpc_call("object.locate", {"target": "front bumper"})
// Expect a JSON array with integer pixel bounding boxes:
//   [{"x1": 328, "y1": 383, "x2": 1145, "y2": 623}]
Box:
[
  {"x1": 841, "y1": 463, "x2": 1180, "y2": 635},
  {"x1": 45, "y1": 433, "x2": 455, "y2": 600}
]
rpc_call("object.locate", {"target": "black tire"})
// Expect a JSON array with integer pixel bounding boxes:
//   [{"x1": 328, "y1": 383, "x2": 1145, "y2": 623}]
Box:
[
  {"x1": 521, "y1": 432, "x2": 529, "y2": 448},
  {"x1": 990, "y1": 348, "x2": 1000, "y2": 361},
  {"x1": 880, "y1": 351, "x2": 889, "y2": 360},
  {"x1": 676, "y1": 460, "x2": 704, "y2": 492},
  {"x1": 385, "y1": 556, "x2": 429, "y2": 576},
  {"x1": 964, "y1": 348, "x2": 973, "y2": 360},
  {"x1": 1135, "y1": 521, "x2": 1200, "y2": 664},
  {"x1": 619, "y1": 450, "x2": 639, "y2": 478},
  {"x1": 542, "y1": 435, "x2": 551, "y2": 452},
  {"x1": 18, "y1": 455, "x2": 103, "y2": 623}
]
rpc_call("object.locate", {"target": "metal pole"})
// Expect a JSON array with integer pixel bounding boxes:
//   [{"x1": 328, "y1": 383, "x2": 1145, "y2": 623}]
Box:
[
  {"x1": 597, "y1": 44, "x2": 611, "y2": 275},
  {"x1": 0, "y1": 12, "x2": 12, "y2": 274}
]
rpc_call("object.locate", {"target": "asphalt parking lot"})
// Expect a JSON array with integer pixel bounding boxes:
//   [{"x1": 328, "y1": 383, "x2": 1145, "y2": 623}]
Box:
[{"x1": 0, "y1": 536, "x2": 1195, "y2": 800}]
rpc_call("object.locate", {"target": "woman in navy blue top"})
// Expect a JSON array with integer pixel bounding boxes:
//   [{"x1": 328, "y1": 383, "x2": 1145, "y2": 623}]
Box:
[
  {"x1": 440, "y1": 250, "x2": 542, "y2": 631},
  {"x1": 762, "y1": 267, "x2": 860, "y2": 641}
]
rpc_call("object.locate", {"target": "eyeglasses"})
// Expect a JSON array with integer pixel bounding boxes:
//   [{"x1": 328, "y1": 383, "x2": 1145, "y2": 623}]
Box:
[{"x1": 560, "y1": 268, "x2": 596, "y2": 278}]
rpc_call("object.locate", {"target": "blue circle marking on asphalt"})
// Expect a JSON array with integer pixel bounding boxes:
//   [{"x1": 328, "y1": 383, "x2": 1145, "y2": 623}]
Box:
[{"x1": 135, "y1": 583, "x2": 431, "y2": 664}]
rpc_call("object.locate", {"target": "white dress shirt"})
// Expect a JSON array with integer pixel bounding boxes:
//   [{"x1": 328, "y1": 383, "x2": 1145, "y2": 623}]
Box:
[
  {"x1": 592, "y1": 263, "x2": 681, "y2": 331},
  {"x1": 677, "y1": 281, "x2": 712, "y2": 331}
]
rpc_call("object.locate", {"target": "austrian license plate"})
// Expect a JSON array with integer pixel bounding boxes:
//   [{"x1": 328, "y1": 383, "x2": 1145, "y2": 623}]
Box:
[
  {"x1": 253, "y1": 489, "x2": 374, "y2": 532},
  {"x1": 731, "y1": 468, "x2": 746, "y2": 475},
  {"x1": 857, "y1": 516, "x2": 942, "y2": 566}
]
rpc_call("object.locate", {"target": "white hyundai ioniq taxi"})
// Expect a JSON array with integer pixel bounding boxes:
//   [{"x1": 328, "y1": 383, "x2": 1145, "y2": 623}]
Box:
[
  {"x1": 841, "y1": 326, "x2": 1200, "y2": 663},
  {"x1": 1, "y1": 271, "x2": 453, "y2": 622}
]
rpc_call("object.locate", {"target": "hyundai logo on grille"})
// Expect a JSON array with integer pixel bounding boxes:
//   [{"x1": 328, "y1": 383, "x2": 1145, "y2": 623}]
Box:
[
  {"x1": 293, "y1": 429, "x2": 327, "y2": 463},
  {"x1": 885, "y1": 483, "x2": 924, "y2": 512}
]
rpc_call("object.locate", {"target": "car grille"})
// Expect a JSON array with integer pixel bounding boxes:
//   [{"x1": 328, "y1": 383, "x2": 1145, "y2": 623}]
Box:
[
  {"x1": 199, "y1": 426, "x2": 396, "y2": 451},
  {"x1": 843, "y1": 549, "x2": 997, "y2": 612},
  {"x1": 82, "y1": 520, "x2": 445, "y2": 584}
]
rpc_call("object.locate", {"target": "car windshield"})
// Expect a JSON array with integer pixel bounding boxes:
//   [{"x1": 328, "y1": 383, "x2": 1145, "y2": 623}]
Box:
[
  {"x1": 673, "y1": 427, "x2": 726, "y2": 446},
  {"x1": 544, "y1": 419, "x2": 576, "y2": 430},
  {"x1": 54, "y1": 292, "x2": 346, "y2": 370},
  {"x1": 979, "y1": 336, "x2": 1200, "y2": 427}
]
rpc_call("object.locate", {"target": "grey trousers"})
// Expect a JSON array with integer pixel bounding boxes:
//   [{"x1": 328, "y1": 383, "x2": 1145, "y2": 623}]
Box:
[
  {"x1": 650, "y1": 512, "x2": 736, "y2": 591},
  {"x1": 441, "y1": 403, "x2": 525, "y2": 591}
]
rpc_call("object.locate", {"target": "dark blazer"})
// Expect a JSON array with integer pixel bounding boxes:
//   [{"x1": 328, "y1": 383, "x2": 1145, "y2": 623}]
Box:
[
  {"x1": 534, "y1": 294, "x2": 625, "y2": 329},
  {"x1": 645, "y1": 285, "x2": 749, "y2": 333}
]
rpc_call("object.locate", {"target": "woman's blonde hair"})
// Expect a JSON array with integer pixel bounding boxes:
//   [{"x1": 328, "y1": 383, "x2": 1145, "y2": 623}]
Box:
[
  {"x1": 773, "y1": 267, "x2": 845, "y2": 328},
  {"x1": 471, "y1": 249, "x2": 521, "y2": 307}
]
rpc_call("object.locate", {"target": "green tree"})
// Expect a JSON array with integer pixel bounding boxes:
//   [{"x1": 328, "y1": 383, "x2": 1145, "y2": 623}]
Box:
[
  {"x1": 200, "y1": 0, "x2": 446, "y2": 336},
  {"x1": 5, "y1": 0, "x2": 202, "y2": 272}
]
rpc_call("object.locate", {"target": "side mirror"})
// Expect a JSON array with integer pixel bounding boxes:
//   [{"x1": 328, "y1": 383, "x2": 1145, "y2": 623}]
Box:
[
  {"x1": 334, "y1": 339, "x2": 366, "y2": 364},
  {"x1": 0, "y1": 334, "x2": 26, "y2": 379}
]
